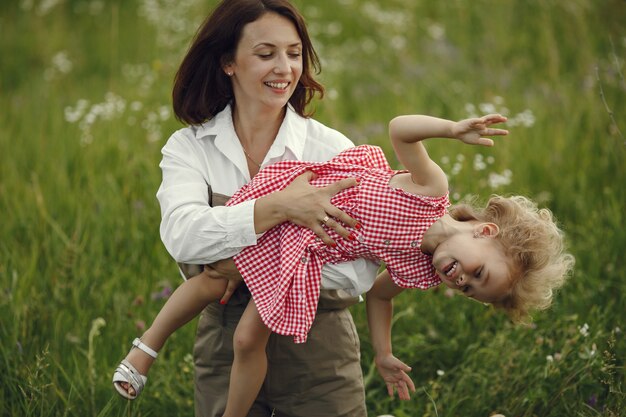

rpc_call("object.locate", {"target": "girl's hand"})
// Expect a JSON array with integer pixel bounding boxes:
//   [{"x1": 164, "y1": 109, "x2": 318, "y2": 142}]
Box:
[
  {"x1": 375, "y1": 354, "x2": 416, "y2": 400},
  {"x1": 203, "y1": 259, "x2": 242, "y2": 304},
  {"x1": 453, "y1": 113, "x2": 508, "y2": 146}
]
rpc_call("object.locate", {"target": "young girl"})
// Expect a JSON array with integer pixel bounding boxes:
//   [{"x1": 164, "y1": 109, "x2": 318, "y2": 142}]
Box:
[{"x1": 113, "y1": 113, "x2": 573, "y2": 414}]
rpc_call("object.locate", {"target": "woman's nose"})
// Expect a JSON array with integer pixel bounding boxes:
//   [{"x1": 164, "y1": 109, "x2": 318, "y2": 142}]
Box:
[{"x1": 273, "y1": 54, "x2": 290, "y2": 73}]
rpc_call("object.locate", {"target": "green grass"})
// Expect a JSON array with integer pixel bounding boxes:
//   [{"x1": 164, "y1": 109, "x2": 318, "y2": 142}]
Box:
[{"x1": 1, "y1": 0, "x2": 624, "y2": 416}]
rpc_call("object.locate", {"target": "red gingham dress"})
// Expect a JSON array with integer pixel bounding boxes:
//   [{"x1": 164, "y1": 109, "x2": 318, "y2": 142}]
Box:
[{"x1": 227, "y1": 145, "x2": 449, "y2": 343}]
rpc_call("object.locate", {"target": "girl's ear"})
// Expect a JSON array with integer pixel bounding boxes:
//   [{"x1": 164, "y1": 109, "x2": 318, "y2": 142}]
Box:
[{"x1": 474, "y1": 222, "x2": 500, "y2": 238}]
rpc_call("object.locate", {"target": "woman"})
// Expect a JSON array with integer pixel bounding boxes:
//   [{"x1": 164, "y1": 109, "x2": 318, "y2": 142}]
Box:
[{"x1": 153, "y1": 1, "x2": 378, "y2": 416}]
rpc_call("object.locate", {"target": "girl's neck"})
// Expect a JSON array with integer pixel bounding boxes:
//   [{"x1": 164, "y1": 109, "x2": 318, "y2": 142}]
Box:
[{"x1": 420, "y1": 215, "x2": 475, "y2": 254}]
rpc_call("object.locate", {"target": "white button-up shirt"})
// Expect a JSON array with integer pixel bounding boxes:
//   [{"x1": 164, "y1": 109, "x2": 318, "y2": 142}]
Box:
[{"x1": 157, "y1": 104, "x2": 378, "y2": 287}]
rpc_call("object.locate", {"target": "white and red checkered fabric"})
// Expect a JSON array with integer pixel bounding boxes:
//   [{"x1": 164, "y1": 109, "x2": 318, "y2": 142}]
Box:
[{"x1": 228, "y1": 145, "x2": 449, "y2": 343}]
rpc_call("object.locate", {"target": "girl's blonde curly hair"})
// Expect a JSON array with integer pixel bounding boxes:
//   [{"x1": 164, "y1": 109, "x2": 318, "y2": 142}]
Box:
[{"x1": 449, "y1": 195, "x2": 574, "y2": 323}]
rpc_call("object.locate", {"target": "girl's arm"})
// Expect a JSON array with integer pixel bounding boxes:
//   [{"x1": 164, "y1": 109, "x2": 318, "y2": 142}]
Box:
[
  {"x1": 366, "y1": 270, "x2": 416, "y2": 400},
  {"x1": 389, "y1": 114, "x2": 508, "y2": 195}
]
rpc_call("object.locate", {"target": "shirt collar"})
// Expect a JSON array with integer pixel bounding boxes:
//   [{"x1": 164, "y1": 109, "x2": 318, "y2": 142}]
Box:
[
  {"x1": 194, "y1": 104, "x2": 307, "y2": 162},
  {"x1": 194, "y1": 104, "x2": 235, "y2": 140},
  {"x1": 268, "y1": 105, "x2": 306, "y2": 161}
]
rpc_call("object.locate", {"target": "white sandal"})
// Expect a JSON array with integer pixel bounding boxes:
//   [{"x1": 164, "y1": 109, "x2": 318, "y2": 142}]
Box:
[{"x1": 112, "y1": 338, "x2": 158, "y2": 400}]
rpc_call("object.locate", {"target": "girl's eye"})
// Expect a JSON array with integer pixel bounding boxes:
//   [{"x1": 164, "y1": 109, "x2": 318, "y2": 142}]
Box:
[{"x1": 474, "y1": 267, "x2": 483, "y2": 278}]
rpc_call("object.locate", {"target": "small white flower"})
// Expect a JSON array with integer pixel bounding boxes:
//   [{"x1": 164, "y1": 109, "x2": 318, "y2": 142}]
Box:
[
  {"x1": 546, "y1": 355, "x2": 554, "y2": 362},
  {"x1": 326, "y1": 22, "x2": 343, "y2": 37},
  {"x1": 130, "y1": 101, "x2": 143, "y2": 112},
  {"x1": 436, "y1": 369, "x2": 445, "y2": 376},
  {"x1": 427, "y1": 23, "x2": 445, "y2": 40},
  {"x1": 488, "y1": 169, "x2": 513, "y2": 189},
  {"x1": 464, "y1": 103, "x2": 477, "y2": 118},
  {"x1": 479, "y1": 102, "x2": 496, "y2": 114},
  {"x1": 579, "y1": 323, "x2": 590, "y2": 337},
  {"x1": 473, "y1": 154, "x2": 486, "y2": 171}
]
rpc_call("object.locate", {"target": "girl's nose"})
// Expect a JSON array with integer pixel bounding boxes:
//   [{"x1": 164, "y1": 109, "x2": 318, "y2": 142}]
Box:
[{"x1": 455, "y1": 274, "x2": 466, "y2": 286}]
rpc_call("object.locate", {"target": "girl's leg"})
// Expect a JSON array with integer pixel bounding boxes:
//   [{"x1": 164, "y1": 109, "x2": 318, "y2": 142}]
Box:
[
  {"x1": 223, "y1": 299, "x2": 271, "y2": 417},
  {"x1": 121, "y1": 270, "x2": 227, "y2": 393}
]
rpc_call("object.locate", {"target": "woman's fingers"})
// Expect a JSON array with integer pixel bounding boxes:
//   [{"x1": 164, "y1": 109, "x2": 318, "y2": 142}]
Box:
[
  {"x1": 318, "y1": 212, "x2": 352, "y2": 241},
  {"x1": 282, "y1": 172, "x2": 361, "y2": 243},
  {"x1": 219, "y1": 279, "x2": 240, "y2": 304},
  {"x1": 318, "y1": 177, "x2": 360, "y2": 235},
  {"x1": 310, "y1": 221, "x2": 336, "y2": 246}
]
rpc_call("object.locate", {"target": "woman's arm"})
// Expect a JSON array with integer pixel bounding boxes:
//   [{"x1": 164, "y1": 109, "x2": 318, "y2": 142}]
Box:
[
  {"x1": 389, "y1": 114, "x2": 508, "y2": 195},
  {"x1": 366, "y1": 270, "x2": 416, "y2": 400},
  {"x1": 253, "y1": 171, "x2": 360, "y2": 246},
  {"x1": 157, "y1": 132, "x2": 361, "y2": 264}
]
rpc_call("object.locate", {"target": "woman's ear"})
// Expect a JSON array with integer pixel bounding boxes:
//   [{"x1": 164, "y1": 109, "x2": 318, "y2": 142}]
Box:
[
  {"x1": 474, "y1": 222, "x2": 500, "y2": 238},
  {"x1": 221, "y1": 57, "x2": 234, "y2": 77}
]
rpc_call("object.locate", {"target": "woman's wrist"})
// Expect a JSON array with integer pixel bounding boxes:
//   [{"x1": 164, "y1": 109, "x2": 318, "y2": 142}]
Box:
[{"x1": 253, "y1": 191, "x2": 289, "y2": 233}]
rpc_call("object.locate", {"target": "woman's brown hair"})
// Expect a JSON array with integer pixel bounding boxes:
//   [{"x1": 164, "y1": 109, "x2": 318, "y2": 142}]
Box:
[{"x1": 173, "y1": 0, "x2": 324, "y2": 125}]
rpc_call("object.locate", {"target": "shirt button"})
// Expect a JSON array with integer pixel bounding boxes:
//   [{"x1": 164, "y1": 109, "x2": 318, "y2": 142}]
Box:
[
  {"x1": 383, "y1": 239, "x2": 391, "y2": 245},
  {"x1": 410, "y1": 241, "x2": 418, "y2": 247},
  {"x1": 300, "y1": 256, "x2": 307, "y2": 264}
]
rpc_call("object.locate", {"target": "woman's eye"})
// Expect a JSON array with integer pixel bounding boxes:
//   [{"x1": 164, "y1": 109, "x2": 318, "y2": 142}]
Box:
[
  {"x1": 257, "y1": 53, "x2": 272, "y2": 59},
  {"x1": 288, "y1": 51, "x2": 302, "y2": 58},
  {"x1": 474, "y1": 268, "x2": 483, "y2": 278}
]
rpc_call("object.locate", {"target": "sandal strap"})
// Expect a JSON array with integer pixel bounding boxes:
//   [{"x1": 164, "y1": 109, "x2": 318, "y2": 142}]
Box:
[
  {"x1": 113, "y1": 359, "x2": 146, "y2": 399},
  {"x1": 132, "y1": 338, "x2": 158, "y2": 359}
]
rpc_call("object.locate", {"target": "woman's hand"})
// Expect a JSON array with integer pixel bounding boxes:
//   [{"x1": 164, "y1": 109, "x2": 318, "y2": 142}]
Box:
[
  {"x1": 257, "y1": 171, "x2": 360, "y2": 246},
  {"x1": 375, "y1": 354, "x2": 416, "y2": 400},
  {"x1": 453, "y1": 114, "x2": 508, "y2": 146},
  {"x1": 203, "y1": 259, "x2": 242, "y2": 304}
]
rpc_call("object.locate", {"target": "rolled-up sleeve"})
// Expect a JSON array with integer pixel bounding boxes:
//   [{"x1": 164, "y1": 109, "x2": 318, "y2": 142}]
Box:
[{"x1": 157, "y1": 132, "x2": 258, "y2": 264}]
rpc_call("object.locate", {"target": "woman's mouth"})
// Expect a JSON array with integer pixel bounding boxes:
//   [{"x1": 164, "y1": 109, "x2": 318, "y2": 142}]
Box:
[{"x1": 264, "y1": 81, "x2": 290, "y2": 90}]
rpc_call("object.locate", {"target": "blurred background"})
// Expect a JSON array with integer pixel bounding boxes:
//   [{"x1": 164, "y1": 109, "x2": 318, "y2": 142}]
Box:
[{"x1": 1, "y1": 0, "x2": 624, "y2": 416}]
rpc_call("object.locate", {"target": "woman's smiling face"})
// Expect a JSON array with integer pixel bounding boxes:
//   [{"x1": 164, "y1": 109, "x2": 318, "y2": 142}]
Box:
[{"x1": 225, "y1": 12, "x2": 303, "y2": 112}]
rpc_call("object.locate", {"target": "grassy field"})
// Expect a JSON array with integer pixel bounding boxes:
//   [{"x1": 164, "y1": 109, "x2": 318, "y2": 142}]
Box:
[{"x1": 1, "y1": 0, "x2": 624, "y2": 416}]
